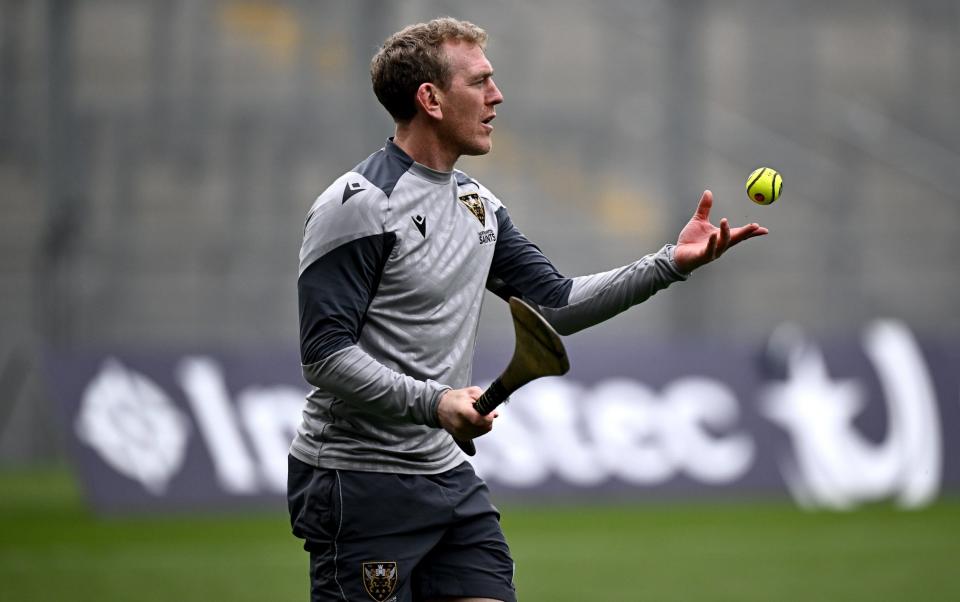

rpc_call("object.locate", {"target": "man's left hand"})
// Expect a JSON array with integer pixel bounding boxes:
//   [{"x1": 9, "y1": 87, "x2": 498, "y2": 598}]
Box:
[{"x1": 673, "y1": 190, "x2": 769, "y2": 273}]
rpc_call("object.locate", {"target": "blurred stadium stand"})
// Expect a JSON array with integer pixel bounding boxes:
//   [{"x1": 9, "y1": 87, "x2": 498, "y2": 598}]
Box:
[{"x1": 1, "y1": 0, "x2": 958, "y2": 464}]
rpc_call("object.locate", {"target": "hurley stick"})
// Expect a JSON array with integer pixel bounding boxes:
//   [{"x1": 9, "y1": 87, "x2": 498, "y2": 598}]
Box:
[{"x1": 457, "y1": 297, "x2": 570, "y2": 456}]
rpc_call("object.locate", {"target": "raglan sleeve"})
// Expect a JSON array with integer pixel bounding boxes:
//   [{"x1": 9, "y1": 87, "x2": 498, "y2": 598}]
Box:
[
  {"x1": 297, "y1": 179, "x2": 449, "y2": 427},
  {"x1": 485, "y1": 191, "x2": 689, "y2": 335}
]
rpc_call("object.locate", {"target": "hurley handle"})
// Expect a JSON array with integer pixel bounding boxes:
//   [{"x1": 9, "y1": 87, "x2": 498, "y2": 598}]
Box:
[
  {"x1": 473, "y1": 378, "x2": 510, "y2": 416},
  {"x1": 455, "y1": 378, "x2": 511, "y2": 456}
]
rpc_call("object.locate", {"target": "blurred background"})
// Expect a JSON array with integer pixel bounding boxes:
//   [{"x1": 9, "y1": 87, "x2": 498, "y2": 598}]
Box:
[
  {"x1": 2, "y1": 0, "x2": 959, "y2": 463},
  {"x1": 1, "y1": 0, "x2": 959, "y2": 600}
]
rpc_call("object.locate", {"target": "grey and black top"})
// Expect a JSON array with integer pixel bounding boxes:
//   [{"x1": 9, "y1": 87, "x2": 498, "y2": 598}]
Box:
[{"x1": 292, "y1": 139, "x2": 688, "y2": 474}]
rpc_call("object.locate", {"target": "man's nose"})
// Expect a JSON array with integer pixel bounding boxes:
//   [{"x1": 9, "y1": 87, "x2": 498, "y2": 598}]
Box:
[{"x1": 488, "y1": 80, "x2": 504, "y2": 105}]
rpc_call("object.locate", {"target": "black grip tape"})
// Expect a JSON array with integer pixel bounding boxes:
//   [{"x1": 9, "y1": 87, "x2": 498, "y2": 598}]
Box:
[{"x1": 473, "y1": 378, "x2": 509, "y2": 415}]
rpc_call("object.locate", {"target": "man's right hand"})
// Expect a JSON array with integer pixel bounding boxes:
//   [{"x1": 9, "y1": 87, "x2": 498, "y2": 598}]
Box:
[{"x1": 437, "y1": 387, "x2": 498, "y2": 443}]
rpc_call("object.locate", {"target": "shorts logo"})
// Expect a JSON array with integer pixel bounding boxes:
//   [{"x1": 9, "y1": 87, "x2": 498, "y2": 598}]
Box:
[
  {"x1": 362, "y1": 561, "x2": 398, "y2": 601},
  {"x1": 458, "y1": 192, "x2": 486, "y2": 225}
]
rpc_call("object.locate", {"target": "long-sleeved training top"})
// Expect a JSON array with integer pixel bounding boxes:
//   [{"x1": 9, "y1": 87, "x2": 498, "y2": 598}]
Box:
[{"x1": 292, "y1": 139, "x2": 688, "y2": 474}]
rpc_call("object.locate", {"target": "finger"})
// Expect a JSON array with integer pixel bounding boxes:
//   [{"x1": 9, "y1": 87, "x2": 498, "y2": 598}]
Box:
[
  {"x1": 466, "y1": 386, "x2": 483, "y2": 399},
  {"x1": 471, "y1": 405, "x2": 497, "y2": 424},
  {"x1": 703, "y1": 231, "x2": 718, "y2": 260},
  {"x1": 729, "y1": 224, "x2": 769, "y2": 245},
  {"x1": 716, "y1": 218, "x2": 731, "y2": 256},
  {"x1": 474, "y1": 416, "x2": 495, "y2": 434},
  {"x1": 693, "y1": 190, "x2": 713, "y2": 221}
]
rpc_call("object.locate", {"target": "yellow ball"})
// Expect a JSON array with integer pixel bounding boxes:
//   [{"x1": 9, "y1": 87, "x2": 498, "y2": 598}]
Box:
[{"x1": 746, "y1": 167, "x2": 782, "y2": 205}]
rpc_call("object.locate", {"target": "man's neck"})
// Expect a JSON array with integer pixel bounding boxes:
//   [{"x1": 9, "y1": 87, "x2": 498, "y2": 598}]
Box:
[{"x1": 393, "y1": 124, "x2": 457, "y2": 172}]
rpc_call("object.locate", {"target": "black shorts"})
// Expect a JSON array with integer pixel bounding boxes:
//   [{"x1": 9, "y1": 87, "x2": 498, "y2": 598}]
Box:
[{"x1": 287, "y1": 455, "x2": 516, "y2": 602}]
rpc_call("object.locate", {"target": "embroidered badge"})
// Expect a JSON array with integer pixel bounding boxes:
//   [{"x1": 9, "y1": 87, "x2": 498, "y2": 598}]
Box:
[
  {"x1": 458, "y1": 192, "x2": 486, "y2": 225},
  {"x1": 362, "y1": 561, "x2": 398, "y2": 601}
]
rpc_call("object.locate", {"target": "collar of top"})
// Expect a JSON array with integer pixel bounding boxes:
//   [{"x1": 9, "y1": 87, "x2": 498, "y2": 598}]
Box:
[{"x1": 385, "y1": 138, "x2": 454, "y2": 185}]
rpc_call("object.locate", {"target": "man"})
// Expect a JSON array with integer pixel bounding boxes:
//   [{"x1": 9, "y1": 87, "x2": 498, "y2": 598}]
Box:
[{"x1": 288, "y1": 17, "x2": 767, "y2": 602}]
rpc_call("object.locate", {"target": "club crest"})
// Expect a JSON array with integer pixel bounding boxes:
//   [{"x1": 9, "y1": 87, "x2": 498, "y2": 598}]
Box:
[
  {"x1": 362, "y1": 561, "x2": 398, "y2": 602},
  {"x1": 458, "y1": 192, "x2": 486, "y2": 225}
]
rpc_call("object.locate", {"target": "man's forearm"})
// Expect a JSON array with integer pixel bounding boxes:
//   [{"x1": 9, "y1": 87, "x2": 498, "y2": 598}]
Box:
[
  {"x1": 539, "y1": 244, "x2": 688, "y2": 335},
  {"x1": 302, "y1": 345, "x2": 450, "y2": 427}
]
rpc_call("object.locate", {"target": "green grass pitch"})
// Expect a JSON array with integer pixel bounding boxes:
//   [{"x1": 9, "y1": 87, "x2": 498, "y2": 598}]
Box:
[{"x1": 1, "y1": 469, "x2": 958, "y2": 601}]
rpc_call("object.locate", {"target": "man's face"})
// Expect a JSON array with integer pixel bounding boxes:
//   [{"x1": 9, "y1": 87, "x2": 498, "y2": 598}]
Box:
[{"x1": 436, "y1": 41, "x2": 503, "y2": 158}]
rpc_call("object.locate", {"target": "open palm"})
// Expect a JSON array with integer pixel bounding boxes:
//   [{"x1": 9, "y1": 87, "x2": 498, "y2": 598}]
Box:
[{"x1": 673, "y1": 190, "x2": 769, "y2": 273}]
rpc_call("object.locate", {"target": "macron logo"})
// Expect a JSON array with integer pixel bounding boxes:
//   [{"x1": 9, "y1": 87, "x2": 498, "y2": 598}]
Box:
[
  {"x1": 411, "y1": 215, "x2": 427, "y2": 238},
  {"x1": 342, "y1": 181, "x2": 364, "y2": 204}
]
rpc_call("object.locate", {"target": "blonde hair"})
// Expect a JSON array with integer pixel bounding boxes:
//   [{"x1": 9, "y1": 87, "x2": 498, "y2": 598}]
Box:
[{"x1": 371, "y1": 17, "x2": 488, "y2": 122}]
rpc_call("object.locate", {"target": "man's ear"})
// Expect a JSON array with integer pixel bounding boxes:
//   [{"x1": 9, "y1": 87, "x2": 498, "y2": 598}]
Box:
[{"x1": 415, "y1": 82, "x2": 443, "y2": 120}]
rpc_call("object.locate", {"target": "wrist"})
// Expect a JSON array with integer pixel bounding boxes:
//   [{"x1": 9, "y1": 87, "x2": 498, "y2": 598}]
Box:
[
  {"x1": 666, "y1": 244, "x2": 694, "y2": 277},
  {"x1": 423, "y1": 382, "x2": 451, "y2": 428}
]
